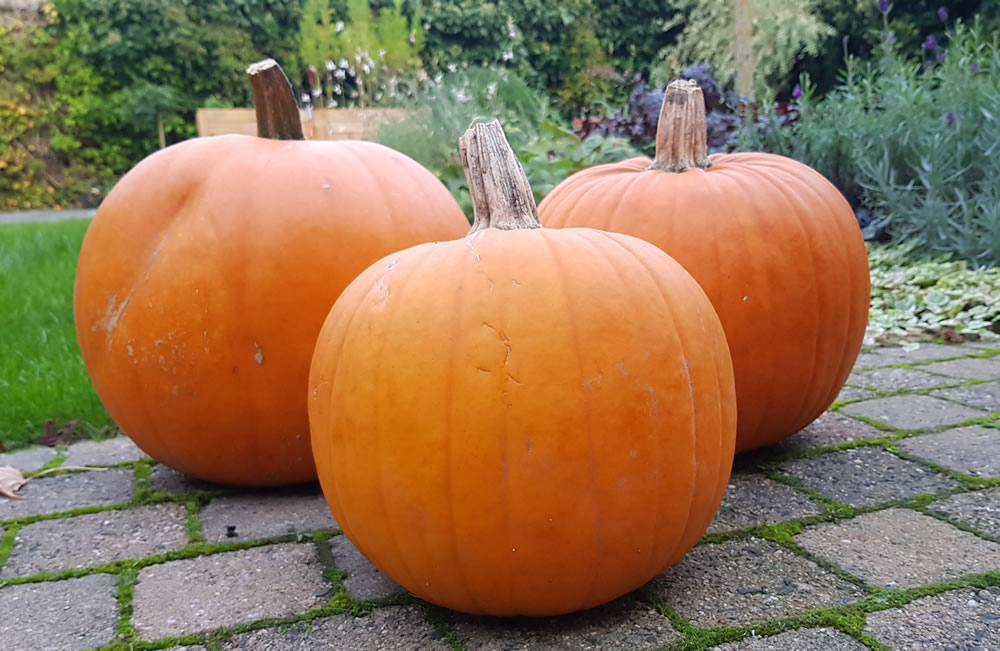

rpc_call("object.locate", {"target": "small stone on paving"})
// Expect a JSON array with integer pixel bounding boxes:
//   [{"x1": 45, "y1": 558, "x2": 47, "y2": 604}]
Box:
[
  {"x1": 63, "y1": 435, "x2": 146, "y2": 466},
  {"x1": 330, "y1": 535, "x2": 404, "y2": 600},
  {"x1": 932, "y1": 381, "x2": 1000, "y2": 411},
  {"x1": 132, "y1": 542, "x2": 328, "y2": 640},
  {"x1": 1, "y1": 502, "x2": 188, "y2": 577},
  {"x1": 921, "y1": 356, "x2": 1000, "y2": 380},
  {"x1": 149, "y1": 464, "x2": 223, "y2": 495},
  {"x1": 865, "y1": 588, "x2": 1000, "y2": 649},
  {"x1": 453, "y1": 597, "x2": 679, "y2": 650},
  {"x1": 898, "y1": 426, "x2": 1000, "y2": 477},
  {"x1": 710, "y1": 627, "x2": 867, "y2": 650},
  {"x1": 199, "y1": 486, "x2": 336, "y2": 542},
  {"x1": 232, "y1": 606, "x2": 448, "y2": 650},
  {"x1": 0, "y1": 574, "x2": 118, "y2": 651},
  {"x1": 779, "y1": 446, "x2": 957, "y2": 507},
  {"x1": 847, "y1": 366, "x2": 953, "y2": 391},
  {"x1": 708, "y1": 473, "x2": 824, "y2": 533},
  {"x1": 840, "y1": 394, "x2": 984, "y2": 430},
  {"x1": 653, "y1": 537, "x2": 863, "y2": 627},
  {"x1": 929, "y1": 487, "x2": 1000, "y2": 539},
  {"x1": 0, "y1": 446, "x2": 56, "y2": 472},
  {"x1": 796, "y1": 508, "x2": 1000, "y2": 589},
  {"x1": 0, "y1": 468, "x2": 134, "y2": 519},
  {"x1": 778, "y1": 412, "x2": 884, "y2": 451}
]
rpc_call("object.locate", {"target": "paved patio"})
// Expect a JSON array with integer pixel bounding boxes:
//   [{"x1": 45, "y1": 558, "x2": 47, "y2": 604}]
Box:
[{"x1": 1, "y1": 341, "x2": 998, "y2": 650}]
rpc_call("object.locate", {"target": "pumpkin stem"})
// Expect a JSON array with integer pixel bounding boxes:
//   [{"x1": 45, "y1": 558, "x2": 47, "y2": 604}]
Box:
[
  {"x1": 649, "y1": 79, "x2": 712, "y2": 172},
  {"x1": 460, "y1": 120, "x2": 542, "y2": 234},
  {"x1": 247, "y1": 59, "x2": 305, "y2": 141}
]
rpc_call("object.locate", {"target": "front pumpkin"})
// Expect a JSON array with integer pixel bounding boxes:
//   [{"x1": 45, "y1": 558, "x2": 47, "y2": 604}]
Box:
[
  {"x1": 308, "y1": 121, "x2": 737, "y2": 616},
  {"x1": 539, "y1": 80, "x2": 871, "y2": 453},
  {"x1": 73, "y1": 60, "x2": 469, "y2": 485}
]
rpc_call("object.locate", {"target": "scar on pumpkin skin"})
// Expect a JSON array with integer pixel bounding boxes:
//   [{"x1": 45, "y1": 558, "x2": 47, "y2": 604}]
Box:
[{"x1": 254, "y1": 343, "x2": 264, "y2": 365}]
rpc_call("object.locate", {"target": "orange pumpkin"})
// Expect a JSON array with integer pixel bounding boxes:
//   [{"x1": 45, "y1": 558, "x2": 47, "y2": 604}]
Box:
[
  {"x1": 308, "y1": 121, "x2": 736, "y2": 616},
  {"x1": 73, "y1": 60, "x2": 469, "y2": 486},
  {"x1": 539, "y1": 80, "x2": 870, "y2": 453}
]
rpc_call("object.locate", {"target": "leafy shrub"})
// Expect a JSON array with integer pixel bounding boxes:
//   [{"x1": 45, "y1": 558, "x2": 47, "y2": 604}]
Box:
[
  {"x1": 375, "y1": 67, "x2": 639, "y2": 216},
  {"x1": 651, "y1": 0, "x2": 834, "y2": 100},
  {"x1": 734, "y1": 16, "x2": 1000, "y2": 266}
]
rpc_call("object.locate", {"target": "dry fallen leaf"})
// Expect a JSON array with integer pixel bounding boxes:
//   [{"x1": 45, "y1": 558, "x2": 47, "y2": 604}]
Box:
[
  {"x1": 0, "y1": 465, "x2": 107, "y2": 501},
  {"x1": 0, "y1": 465, "x2": 28, "y2": 500}
]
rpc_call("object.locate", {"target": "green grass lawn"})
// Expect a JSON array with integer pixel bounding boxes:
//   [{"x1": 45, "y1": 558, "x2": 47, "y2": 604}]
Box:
[{"x1": 0, "y1": 218, "x2": 114, "y2": 451}]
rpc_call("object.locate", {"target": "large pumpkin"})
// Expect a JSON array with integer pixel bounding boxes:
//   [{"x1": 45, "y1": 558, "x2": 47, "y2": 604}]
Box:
[
  {"x1": 308, "y1": 121, "x2": 736, "y2": 616},
  {"x1": 539, "y1": 80, "x2": 870, "y2": 453},
  {"x1": 73, "y1": 60, "x2": 469, "y2": 486}
]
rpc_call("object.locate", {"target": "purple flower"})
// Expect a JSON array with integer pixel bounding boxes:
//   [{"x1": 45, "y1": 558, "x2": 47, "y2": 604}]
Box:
[
  {"x1": 792, "y1": 84, "x2": 802, "y2": 99},
  {"x1": 971, "y1": 62, "x2": 980, "y2": 73},
  {"x1": 887, "y1": 31, "x2": 896, "y2": 43},
  {"x1": 937, "y1": 51, "x2": 946, "y2": 62},
  {"x1": 924, "y1": 34, "x2": 939, "y2": 50},
  {"x1": 878, "y1": 0, "x2": 889, "y2": 12},
  {"x1": 938, "y1": 7, "x2": 949, "y2": 22},
  {"x1": 946, "y1": 111, "x2": 963, "y2": 126}
]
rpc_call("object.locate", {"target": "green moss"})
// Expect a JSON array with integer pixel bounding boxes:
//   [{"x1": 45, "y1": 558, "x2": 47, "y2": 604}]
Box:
[
  {"x1": 114, "y1": 568, "x2": 138, "y2": 640},
  {"x1": 0, "y1": 525, "x2": 19, "y2": 568},
  {"x1": 132, "y1": 461, "x2": 155, "y2": 502},
  {"x1": 184, "y1": 499, "x2": 205, "y2": 544}
]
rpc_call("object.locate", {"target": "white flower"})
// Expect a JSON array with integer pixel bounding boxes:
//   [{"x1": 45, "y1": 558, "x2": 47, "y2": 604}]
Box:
[
  {"x1": 339, "y1": 58, "x2": 349, "y2": 68},
  {"x1": 334, "y1": 68, "x2": 346, "y2": 80},
  {"x1": 447, "y1": 63, "x2": 457, "y2": 72},
  {"x1": 333, "y1": 84, "x2": 342, "y2": 94},
  {"x1": 502, "y1": 50, "x2": 514, "y2": 61},
  {"x1": 362, "y1": 63, "x2": 371, "y2": 74},
  {"x1": 379, "y1": 48, "x2": 386, "y2": 58},
  {"x1": 325, "y1": 60, "x2": 335, "y2": 71},
  {"x1": 335, "y1": 21, "x2": 345, "y2": 32},
  {"x1": 486, "y1": 82, "x2": 497, "y2": 100}
]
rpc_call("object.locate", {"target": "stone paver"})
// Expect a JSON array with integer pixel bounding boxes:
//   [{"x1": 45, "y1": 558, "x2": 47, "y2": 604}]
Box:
[
  {"x1": 840, "y1": 394, "x2": 984, "y2": 430},
  {"x1": 779, "y1": 412, "x2": 884, "y2": 450},
  {"x1": 929, "y1": 487, "x2": 1000, "y2": 539},
  {"x1": 848, "y1": 366, "x2": 954, "y2": 391},
  {"x1": 1, "y1": 503, "x2": 188, "y2": 577},
  {"x1": 967, "y1": 339, "x2": 1000, "y2": 349},
  {"x1": 921, "y1": 356, "x2": 1000, "y2": 380},
  {"x1": 865, "y1": 588, "x2": 1000, "y2": 649},
  {"x1": 63, "y1": 436, "x2": 146, "y2": 466},
  {"x1": 0, "y1": 468, "x2": 134, "y2": 520},
  {"x1": 868, "y1": 343, "x2": 969, "y2": 363},
  {"x1": 710, "y1": 627, "x2": 866, "y2": 650},
  {"x1": 0, "y1": 446, "x2": 57, "y2": 472},
  {"x1": 199, "y1": 486, "x2": 336, "y2": 542},
  {"x1": 653, "y1": 537, "x2": 863, "y2": 627},
  {"x1": 0, "y1": 574, "x2": 118, "y2": 651},
  {"x1": 132, "y1": 543, "x2": 328, "y2": 640},
  {"x1": 330, "y1": 535, "x2": 404, "y2": 600},
  {"x1": 708, "y1": 473, "x2": 824, "y2": 533},
  {"x1": 898, "y1": 426, "x2": 1000, "y2": 477},
  {"x1": 796, "y1": 508, "x2": 1000, "y2": 589},
  {"x1": 232, "y1": 607, "x2": 449, "y2": 650},
  {"x1": 836, "y1": 386, "x2": 874, "y2": 402},
  {"x1": 454, "y1": 598, "x2": 679, "y2": 650},
  {"x1": 150, "y1": 465, "x2": 223, "y2": 495},
  {"x1": 779, "y1": 447, "x2": 958, "y2": 507},
  {"x1": 932, "y1": 381, "x2": 1000, "y2": 410}
]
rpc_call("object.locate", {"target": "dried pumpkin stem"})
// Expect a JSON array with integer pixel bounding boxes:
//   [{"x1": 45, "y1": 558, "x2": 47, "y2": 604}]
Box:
[
  {"x1": 246, "y1": 59, "x2": 305, "y2": 141},
  {"x1": 460, "y1": 120, "x2": 542, "y2": 234},
  {"x1": 649, "y1": 79, "x2": 711, "y2": 172}
]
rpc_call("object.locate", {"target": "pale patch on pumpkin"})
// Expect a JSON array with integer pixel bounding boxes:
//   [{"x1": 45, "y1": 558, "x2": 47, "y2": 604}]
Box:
[
  {"x1": 94, "y1": 290, "x2": 134, "y2": 350},
  {"x1": 254, "y1": 343, "x2": 265, "y2": 366}
]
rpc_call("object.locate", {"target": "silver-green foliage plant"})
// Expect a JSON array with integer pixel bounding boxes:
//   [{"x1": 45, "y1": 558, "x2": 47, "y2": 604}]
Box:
[
  {"x1": 866, "y1": 242, "x2": 1000, "y2": 344},
  {"x1": 651, "y1": 0, "x2": 834, "y2": 99}
]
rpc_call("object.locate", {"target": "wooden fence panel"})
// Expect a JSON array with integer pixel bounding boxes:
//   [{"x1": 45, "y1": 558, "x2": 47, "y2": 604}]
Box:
[{"x1": 195, "y1": 108, "x2": 411, "y2": 141}]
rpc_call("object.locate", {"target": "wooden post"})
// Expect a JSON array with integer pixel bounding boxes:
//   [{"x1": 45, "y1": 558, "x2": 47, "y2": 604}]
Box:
[{"x1": 734, "y1": 0, "x2": 753, "y2": 97}]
